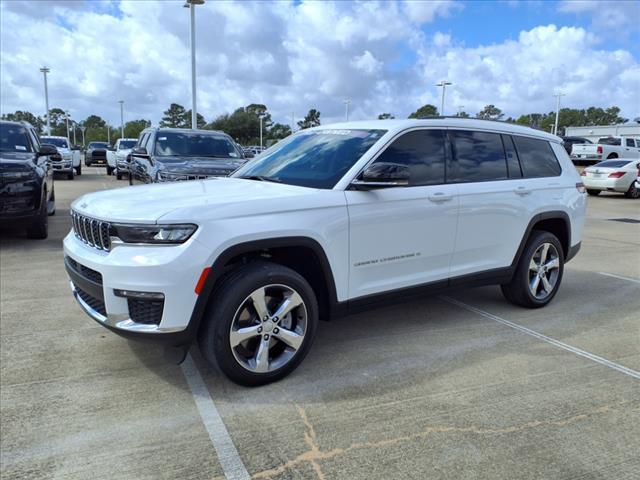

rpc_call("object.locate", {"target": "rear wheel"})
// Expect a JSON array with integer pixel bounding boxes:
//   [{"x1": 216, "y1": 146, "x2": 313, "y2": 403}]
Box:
[
  {"x1": 198, "y1": 261, "x2": 319, "y2": 386},
  {"x1": 607, "y1": 153, "x2": 618, "y2": 159},
  {"x1": 75, "y1": 164, "x2": 82, "y2": 176},
  {"x1": 501, "y1": 230, "x2": 564, "y2": 308},
  {"x1": 625, "y1": 182, "x2": 640, "y2": 199},
  {"x1": 116, "y1": 169, "x2": 123, "y2": 180},
  {"x1": 586, "y1": 189, "x2": 600, "y2": 196}
]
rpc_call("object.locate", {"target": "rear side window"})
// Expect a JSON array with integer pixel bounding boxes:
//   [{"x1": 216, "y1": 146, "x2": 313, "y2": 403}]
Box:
[
  {"x1": 513, "y1": 136, "x2": 561, "y2": 178},
  {"x1": 626, "y1": 138, "x2": 636, "y2": 147},
  {"x1": 372, "y1": 129, "x2": 446, "y2": 186},
  {"x1": 598, "y1": 137, "x2": 621, "y2": 145},
  {"x1": 502, "y1": 135, "x2": 522, "y2": 178},
  {"x1": 449, "y1": 130, "x2": 507, "y2": 183}
]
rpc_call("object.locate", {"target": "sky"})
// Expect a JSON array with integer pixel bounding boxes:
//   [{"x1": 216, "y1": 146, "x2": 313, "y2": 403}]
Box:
[{"x1": 1, "y1": 0, "x2": 639, "y2": 128}]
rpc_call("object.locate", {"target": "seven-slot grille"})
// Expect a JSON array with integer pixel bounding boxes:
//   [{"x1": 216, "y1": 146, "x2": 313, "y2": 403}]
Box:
[{"x1": 71, "y1": 211, "x2": 111, "y2": 251}]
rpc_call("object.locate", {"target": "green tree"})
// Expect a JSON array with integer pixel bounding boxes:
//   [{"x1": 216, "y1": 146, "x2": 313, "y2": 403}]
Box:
[
  {"x1": 1, "y1": 110, "x2": 44, "y2": 133},
  {"x1": 476, "y1": 105, "x2": 504, "y2": 120},
  {"x1": 408, "y1": 104, "x2": 438, "y2": 118},
  {"x1": 268, "y1": 123, "x2": 292, "y2": 141},
  {"x1": 183, "y1": 110, "x2": 207, "y2": 129},
  {"x1": 377, "y1": 113, "x2": 395, "y2": 119},
  {"x1": 297, "y1": 109, "x2": 321, "y2": 129},
  {"x1": 456, "y1": 111, "x2": 470, "y2": 118},
  {"x1": 123, "y1": 119, "x2": 152, "y2": 139},
  {"x1": 160, "y1": 103, "x2": 188, "y2": 128}
]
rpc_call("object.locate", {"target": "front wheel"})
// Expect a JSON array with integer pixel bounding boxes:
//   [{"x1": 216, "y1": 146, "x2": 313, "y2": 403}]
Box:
[
  {"x1": 75, "y1": 164, "x2": 82, "y2": 176},
  {"x1": 106, "y1": 166, "x2": 114, "y2": 176},
  {"x1": 501, "y1": 230, "x2": 564, "y2": 308},
  {"x1": 586, "y1": 189, "x2": 600, "y2": 196},
  {"x1": 67, "y1": 169, "x2": 74, "y2": 180},
  {"x1": 198, "y1": 261, "x2": 319, "y2": 386},
  {"x1": 26, "y1": 194, "x2": 48, "y2": 239}
]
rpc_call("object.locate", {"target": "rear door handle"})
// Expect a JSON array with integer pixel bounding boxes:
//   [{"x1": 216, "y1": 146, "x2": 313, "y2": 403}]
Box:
[
  {"x1": 514, "y1": 186, "x2": 532, "y2": 196},
  {"x1": 428, "y1": 192, "x2": 453, "y2": 202}
]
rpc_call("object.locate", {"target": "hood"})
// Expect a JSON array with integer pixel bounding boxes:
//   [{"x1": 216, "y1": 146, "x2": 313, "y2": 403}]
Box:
[
  {"x1": 71, "y1": 177, "x2": 324, "y2": 223},
  {"x1": 1, "y1": 151, "x2": 35, "y2": 170},
  {"x1": 157, "y1": 156, "x2": 245, "y2": 174}
]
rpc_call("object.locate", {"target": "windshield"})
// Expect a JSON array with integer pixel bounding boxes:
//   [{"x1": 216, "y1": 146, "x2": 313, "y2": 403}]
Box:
[
  {"x1": 234, "y1": 129, "x2": 386, "y2": 189},
  {"x1": 118, "y1": 140, "x2": 137, "y2": 149},
  {"x1": 41, "y1": 137, "x2": 68, "y2": 148},
  {"x1": 89, "y1": 142, "x2": 108, "y2": 149},
  {"x1": 598, "y1": 137, "x2": 621, "y2": 145},
  {"x1": 0, "y1": 124, "x2": 33, "y2": 153},
  {"x1": 155, "y1": 131, "x2": 240, "y2": 158}
]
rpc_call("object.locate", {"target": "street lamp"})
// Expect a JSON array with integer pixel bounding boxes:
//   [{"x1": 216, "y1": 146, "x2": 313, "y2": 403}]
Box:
[
  {"x1": 72, "y1": 121, "x2": 77, "y2": 145},
  {"x1": 183, "y1": 0, "x2": 205, "y2": 130},
  {"x1": 436, "y1": 81, "x2": 452, "y2": 116},
  {"x1": 40, "y1": 67, "x2": 51, "y2": 135},
  {"x1": 343, "y1": 98, "x2": 351, "y2": 121},
  {"x1": 65, "y1": 110, "x2": 70, "y2": 140},
  {"x1": 80, "y1": 126, "x2": 86, "y2": 147},
  {"x1": 553, "y1": 91, "x2": 565, "y2": 136},
  {"x1": 259, "y1": 113, "x2": 266, "y2": 150},
  {"x1": 118, "y1": 100, "x2": 125, "y2": 139}
]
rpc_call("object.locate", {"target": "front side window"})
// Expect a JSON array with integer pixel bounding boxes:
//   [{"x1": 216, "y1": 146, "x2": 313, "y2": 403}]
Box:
[
  {"x1": 41, "y1": 137, "x2": 68, "y2": 148},
  {"x1": 234, "y1": 129, "x2": 385, "y2": 189},
  {"x1": 370, "y1": 129, "x2": 446, "y2": 186},
  {"x1": 449, "y1": 130, "x2": 507, "y2": 183},
  {"x1": 0, "y1": 124, "x2": 33, "y2": 152},
  {"x1": 513, "y1": 136, "x2": 561, "y2": 178},
  {"x1": 155, "y1": 131, "x2": 240, "y2": 159}
]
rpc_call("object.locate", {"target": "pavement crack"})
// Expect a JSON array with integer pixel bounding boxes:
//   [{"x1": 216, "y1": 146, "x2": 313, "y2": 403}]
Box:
[{"x1": 251, "y1": 404, "x2": 616, "y2": 479}]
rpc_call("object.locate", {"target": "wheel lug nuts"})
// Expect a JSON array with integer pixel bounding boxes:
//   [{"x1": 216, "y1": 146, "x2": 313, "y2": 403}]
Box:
[
  {"x1": 273, "y1": 327, "x2": 279, "y2": 334},
  {"x1": 258, "y1": 327, "x2": 262, "y2": 333},
  {"x1": 263, "y1": 316, "x2": 269, "y2": 321},
  {"x1": 273, "y1": 317, "x2": 279, "y2": 322},
  {"x1": 264, "y1": 334, "x2": 270, "y2": 340}
]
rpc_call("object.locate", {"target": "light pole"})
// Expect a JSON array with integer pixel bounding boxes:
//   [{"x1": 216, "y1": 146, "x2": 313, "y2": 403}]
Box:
[
  {"x1": 184, "y1": 0, "x2": 204, "y2": 130},
  {"x1": 553, "y1": 92, "x2": 565, "y2": 136},
  {"x1": 436, "y1": 81, "x2": 452, "y2": 116},
  {"x1": 118, "y1": 100, "x2": 124, "y2": 139},
  {"x1": 40, "y1": 67, "x2": 51, "y2": 135},
  {"x1": 259, "y1": 113, "x2": 265, "y2": 150},
  {"x1": 80, "y1": 126, "x2": 86, "y2": 147},
  {"x1": 72, "y1": 121, "x2": 77, "y2": 145},
  {"x1": 344, "y1": 98, "x2": 351, "y2": 121},
  {"x1": 65, "y1": 111, "x2": 70, "y2": 140}
]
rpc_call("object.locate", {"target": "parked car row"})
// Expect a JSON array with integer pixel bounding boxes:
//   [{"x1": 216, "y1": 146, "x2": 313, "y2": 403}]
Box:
[
  {"x1": 40, "y1": 135, "x2": 82, "y2": 179},
  {"x1": 568, "y1": 136, "x2": 640, "y2": 165},
  {"x1": 580, "y1": 159, "x2": 640, "y2": 198}
]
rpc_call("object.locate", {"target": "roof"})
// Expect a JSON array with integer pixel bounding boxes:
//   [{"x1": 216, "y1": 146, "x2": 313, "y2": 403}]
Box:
[
  {"x1": 41, "y1": 135, "x2": 69, "y2": 139},
  {"x1": 309, "y1": 118, "x2": 562, "y2": 143},
  {"x1": 144, "y1": 127, "x2": 226, "y2": 135}
]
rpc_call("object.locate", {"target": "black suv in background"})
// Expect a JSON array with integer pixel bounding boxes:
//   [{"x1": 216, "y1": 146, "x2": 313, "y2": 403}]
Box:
[
  {"x1": 128, "y1": 128, "x2": 246, "y2": 184},
  {"x1": 85, "y1": 142, "x2": 110, "y2": 171},
  {"x1": 0, "y1": 121, "x2": 57, "y2": 239}
]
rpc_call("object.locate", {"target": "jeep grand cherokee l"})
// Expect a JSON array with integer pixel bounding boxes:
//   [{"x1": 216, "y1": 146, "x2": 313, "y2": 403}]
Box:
[
  {"x1": 63, "y1": 119, "x2": 587, "y2": 386},
  {"x1": 1, "y1": 121, "x2": 57, "y2": 238}
]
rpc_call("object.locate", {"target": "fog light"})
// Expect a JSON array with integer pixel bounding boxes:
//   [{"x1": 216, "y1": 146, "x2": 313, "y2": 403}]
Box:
[{"x1": 114, "y1": 289, "x2": 164, "y2": 300}]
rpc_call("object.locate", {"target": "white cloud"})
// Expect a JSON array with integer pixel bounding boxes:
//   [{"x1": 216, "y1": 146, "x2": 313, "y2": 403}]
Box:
[
  {"x1": 0, "y1": 1, "x2": 638, "y2": 129},
  {"x1": 558, "y1": 0, "x2": 640, "y2": 30}
]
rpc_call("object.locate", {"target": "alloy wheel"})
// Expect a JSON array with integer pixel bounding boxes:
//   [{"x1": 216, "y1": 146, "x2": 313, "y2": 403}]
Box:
[
  {"x1": 528, "y1": 243, "x2": 560, "y2": 300},
  {"x1": 229, "y1": 284, "x2": 307, "y2": 373}
]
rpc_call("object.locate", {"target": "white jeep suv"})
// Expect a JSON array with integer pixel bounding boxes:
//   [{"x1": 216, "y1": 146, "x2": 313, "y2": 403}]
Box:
[{"x1": 63, "y1": 119, "x2": 587, "y2": 386}]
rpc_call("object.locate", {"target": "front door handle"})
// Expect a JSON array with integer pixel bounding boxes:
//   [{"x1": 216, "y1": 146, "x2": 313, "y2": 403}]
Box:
[
  {"x1": 514, "y1": 186, "x2": 532, "y2": 196},
  {"x1": 428, "y1": 192, "x2": 453, "y2": 202}
]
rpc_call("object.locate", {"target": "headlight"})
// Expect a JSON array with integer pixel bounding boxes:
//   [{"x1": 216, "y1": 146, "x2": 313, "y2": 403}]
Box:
[{"x1": 111, "y1": 224, "x2": 197, "y2": 244}]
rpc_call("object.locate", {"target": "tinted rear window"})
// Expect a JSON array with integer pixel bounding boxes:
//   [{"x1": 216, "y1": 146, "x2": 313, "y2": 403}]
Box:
[
  {"x1": 598, "y1": 137, "x2": 621, "y2": 145},
  {"x1": 449, "y1": 130, "x2": 507, "y2": 182},
  {"x1": 372, "y1": 129, "x2": 446, "y2": 186},
  {"x1": 594, "y1": 160, "x2": 632, "y2": 168},
  {"x1": 512, "y1": 136, "x2": 561, "y2": 178}
]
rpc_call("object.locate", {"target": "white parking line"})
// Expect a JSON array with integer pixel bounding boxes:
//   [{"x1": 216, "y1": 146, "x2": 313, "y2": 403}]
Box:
[
  {"x1": 181, "y1": 354, "x2": 251, "y2": 480},
  {"x1": 598, "y1": 272, "x2": 640, "y2": 285},
  {"x1": 441, "y1": 296, "x2": 640, "y2": 380}
]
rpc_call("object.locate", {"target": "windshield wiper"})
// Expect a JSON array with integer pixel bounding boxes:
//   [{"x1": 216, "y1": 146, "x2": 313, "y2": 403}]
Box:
[{"x1": 239, "y1": 175, "x2": 282, "y2": 183}]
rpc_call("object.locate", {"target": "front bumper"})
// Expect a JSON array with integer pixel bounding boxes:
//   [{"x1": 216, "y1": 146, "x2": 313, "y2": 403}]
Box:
[
  {"x1": 63, "y1": 231, "x2": 213, "y2": 343},
  {"x1": 51, "y1": 161, "x2": 73, "y2": 172}
]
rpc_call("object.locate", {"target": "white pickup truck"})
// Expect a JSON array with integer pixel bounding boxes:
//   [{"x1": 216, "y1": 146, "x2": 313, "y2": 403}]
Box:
[{"x1": 571, "y1": 136, "x2": 640, "y2": 165}]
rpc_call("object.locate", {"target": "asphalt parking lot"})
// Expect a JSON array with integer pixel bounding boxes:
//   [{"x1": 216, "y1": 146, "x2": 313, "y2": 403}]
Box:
[{"x1": 1, "y1": 169, "x2": 638, "y2": 480}]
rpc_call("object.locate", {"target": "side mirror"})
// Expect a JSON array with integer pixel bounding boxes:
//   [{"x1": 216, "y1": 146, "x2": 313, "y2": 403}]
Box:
[
  {"x1": 351, "y1": 162, "x2": 410, "y2": 189},
  {"x1": 131, "y1": 146, "x2": 149, "y2": 157},
  {"x1": 38, "y1": 144, "x2": 58, "y2": 157}
]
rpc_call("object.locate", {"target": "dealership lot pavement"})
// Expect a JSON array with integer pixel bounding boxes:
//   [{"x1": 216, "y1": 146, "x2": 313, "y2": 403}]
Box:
[{"x1": 1, "y1": 170, "x2": 638, "y2": 480}]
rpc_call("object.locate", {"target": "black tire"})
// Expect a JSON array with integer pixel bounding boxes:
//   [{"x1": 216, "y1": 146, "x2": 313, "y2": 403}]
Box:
[
  {"x1": 47, "y1": 186, "x2": 56, "y2": 216},
  {"x1": 67, "y1": 169, "x2": 74, "y2": 180},
  {"x1": 106, "y1": 166, "x2": 114, "y2": 176},
  {"x1": 501, "y1": 230, "x2": 564, "y2": 308},
  {"x1": 198, "y1": 261, "x2": 319, "y2": 386},
  {"x1": 587, "y1": 189, "x2": 600, "y2": 196},
  {"x1": 606, "y1": 153, "x2": 618, "y2": 159},
  {"x1": 76, "y1": 164, "x2": 82, "y2": 176},
  {"x1": 624, "y1": 182, "x2": 640, "y2": 199},
  {"x1": 26, "y1": 194, "x2": 48, "y2": 239},
  {"x1": 116, "y1": 169, "x2": 123, "y2": 180}
]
